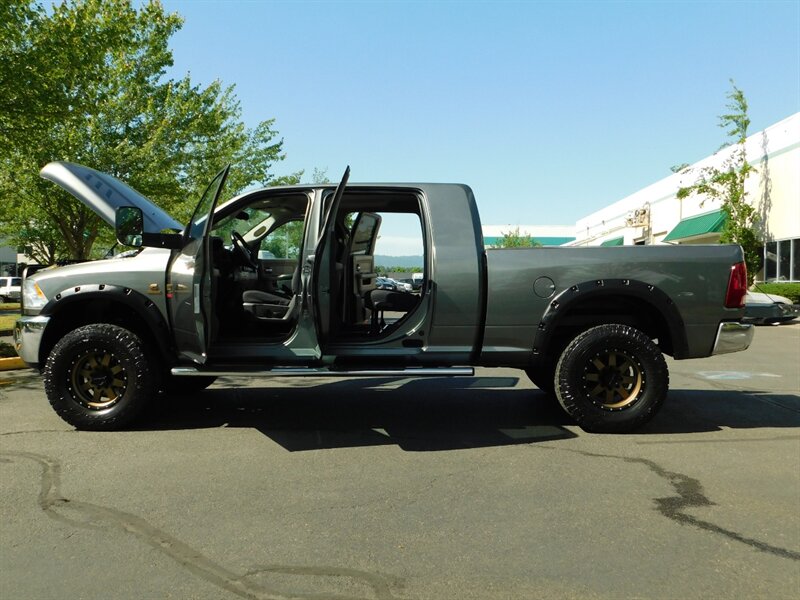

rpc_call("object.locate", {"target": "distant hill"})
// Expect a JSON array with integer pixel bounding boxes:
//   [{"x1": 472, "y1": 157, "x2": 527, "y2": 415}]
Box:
[{"x1": 374, "y1": 255, "x2": 424, "y2": 269}]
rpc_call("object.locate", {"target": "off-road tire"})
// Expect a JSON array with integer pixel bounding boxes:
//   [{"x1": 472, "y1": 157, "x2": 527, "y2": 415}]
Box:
[
  {"x1": 44, "y1": 324, "x2": 156, "y2": 430},
  {"x1": 555, "y1": 324, "x2": 668, "y2": 433}
]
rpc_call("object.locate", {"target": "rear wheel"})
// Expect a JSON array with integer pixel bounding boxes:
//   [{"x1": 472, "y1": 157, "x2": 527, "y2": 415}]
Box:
[
  {"x1": 555, "y1": 324, "x2": 668, "y2": 433},
  {"x1": 44, "y1": 324, "x2": 156, "y2": 430}
]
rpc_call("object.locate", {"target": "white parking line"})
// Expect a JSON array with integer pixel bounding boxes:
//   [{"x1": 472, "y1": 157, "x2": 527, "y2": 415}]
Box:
[{"x1": 696, "y1": 371, "x2": 782, "y2": 380}]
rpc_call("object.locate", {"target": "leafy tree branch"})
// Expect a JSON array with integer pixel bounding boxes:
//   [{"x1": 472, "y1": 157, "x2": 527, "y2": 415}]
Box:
[
  {"x1": 0, "y1": 0, "x2": 300, "y2": 262},
  {"x1": 676, "y1": 81, "x2": 761, "y2": 284}
]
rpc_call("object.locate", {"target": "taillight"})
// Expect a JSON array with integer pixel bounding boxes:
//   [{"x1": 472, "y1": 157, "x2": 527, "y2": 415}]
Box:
[{"x1": 724, "y1": 262, "x2": 747, "y2": 308}]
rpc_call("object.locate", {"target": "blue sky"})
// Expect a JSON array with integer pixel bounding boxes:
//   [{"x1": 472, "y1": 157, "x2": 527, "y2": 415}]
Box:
[{"x1": 161, "y1": 0, "x2": 799, "y2": 228}]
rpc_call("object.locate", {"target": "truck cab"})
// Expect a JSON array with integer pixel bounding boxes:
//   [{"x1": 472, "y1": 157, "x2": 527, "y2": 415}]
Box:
[{"x1": 15, "y1": 164, "x2": 485, "y2": 429}]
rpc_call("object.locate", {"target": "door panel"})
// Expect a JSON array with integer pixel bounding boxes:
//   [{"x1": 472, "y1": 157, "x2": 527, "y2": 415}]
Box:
[
  {"x1": 258, "y1": 258, "x2": 297, "y2": 294},
  {"x1": 168, "y1": 166, "x2": 230, "y2": 364},
  {"x1": 347, "y1": 254, "x2": 376, "y2": 324},
  {"x1": 310, "y1": 167, "x2": 350, "y2": 346}
]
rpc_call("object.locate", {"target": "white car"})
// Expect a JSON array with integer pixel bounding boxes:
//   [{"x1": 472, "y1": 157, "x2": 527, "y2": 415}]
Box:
[
  {"x1": 0, "y1": 276, "x2": 21, "y2": 302},
  {"x1": 390, "y1": 278, "x2": 413, "y2": 293},
  {"x1": 744, "y1": 291, "x2": 799, "y2": 325}
]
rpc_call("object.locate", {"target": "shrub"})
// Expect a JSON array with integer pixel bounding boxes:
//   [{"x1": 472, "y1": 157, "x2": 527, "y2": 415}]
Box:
[
  {"x1": 0, "y1": 341, "x2": 17, "y2": 358},
  {"x1": 752, "y1": 283, "x2": 800, "y2": 304}
]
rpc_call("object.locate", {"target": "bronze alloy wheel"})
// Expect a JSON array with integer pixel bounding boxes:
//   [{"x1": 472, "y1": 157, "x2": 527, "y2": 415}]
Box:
[
  {"x1": 68, "y1": 347, "x2": 128, "y2": 410},
  {"x1": 583, "y1": 348, "x2": 644, "y2": 410},
  {"x1": 555, "y1": 324, "x2": 669, "y2": 432},
  {"x1": 45, "y1": 324, "x2": 156, "y2": 430}
]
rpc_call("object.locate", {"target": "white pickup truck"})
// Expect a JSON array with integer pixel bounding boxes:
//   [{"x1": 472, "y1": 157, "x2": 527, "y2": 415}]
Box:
[{"x1": 0, "y1": 276, "x2": 21, "y2": 303}]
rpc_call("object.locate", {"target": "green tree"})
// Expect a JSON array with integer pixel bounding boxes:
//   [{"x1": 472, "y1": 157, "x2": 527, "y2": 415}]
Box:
[
  {"x1": 260, "y1": 221, "x2": 306, "y2": 259},
  {"x1": 0, "y1": 0, "x2": 299, "y2": 264},
  {"x1": 309, "y1": 167, "x2": 331, "y2": 184},
  {"x1": 676, "y1": 81, "x2": 761, "y2": 284},
  {"x1": 491, "y1": 227, "x2": 542, "y2": 248}
]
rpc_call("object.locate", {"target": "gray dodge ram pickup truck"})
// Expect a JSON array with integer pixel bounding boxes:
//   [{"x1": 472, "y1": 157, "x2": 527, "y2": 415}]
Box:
[{"x1": 15, "y1": 162, "x2": 754, "y2": 432}]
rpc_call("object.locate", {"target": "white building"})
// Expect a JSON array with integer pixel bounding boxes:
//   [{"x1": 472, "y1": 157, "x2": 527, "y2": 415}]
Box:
[
  {"x1": 482, "y1": 224, "x2": 575, "y2": 247},
  {"x1": 567, "y1": 113, "x2": 799, "y2": 282}
]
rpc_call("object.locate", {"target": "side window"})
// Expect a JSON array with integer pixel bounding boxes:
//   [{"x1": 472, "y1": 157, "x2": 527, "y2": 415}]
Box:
[
  {"x1": 372, "y1": 212, "x2": 424, "y2": 266},
  {"x1": 260, "y1": 220, "x2": 305, "y2": 259}
]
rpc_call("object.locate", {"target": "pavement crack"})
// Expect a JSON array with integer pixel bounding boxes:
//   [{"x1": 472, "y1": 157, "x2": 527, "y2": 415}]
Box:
[
  {"x1": 238, "y1": 566, "x2": 405, "y2": 600},
  {"x1": 537, "y1": 445, "x2": 800, "y2": 561},
  {"x1": 2, "y1": 451, "x2": 410, "y2": 600}
]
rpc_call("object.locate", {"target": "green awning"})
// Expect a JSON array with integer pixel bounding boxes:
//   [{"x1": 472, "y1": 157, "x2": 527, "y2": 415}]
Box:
[
  {"x1": 600, "y1": 236, "x2": 624, "y2": 246},
  {"x1": 663, "y1": 209, "x2": 727, "y2": 242}
]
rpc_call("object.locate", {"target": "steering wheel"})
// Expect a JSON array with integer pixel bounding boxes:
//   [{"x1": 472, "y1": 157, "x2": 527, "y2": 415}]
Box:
[{"x1": 231, "y1": 231, "x2": 258, "y2": 269}]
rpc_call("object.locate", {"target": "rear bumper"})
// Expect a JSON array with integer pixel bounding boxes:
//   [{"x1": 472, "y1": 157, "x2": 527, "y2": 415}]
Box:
[
  {"x1": 13, "y1": 315, "x2": 50, "y2": 367},
  {"x1": 711, "y1": 321, "x2": 754, "y2": 355}
]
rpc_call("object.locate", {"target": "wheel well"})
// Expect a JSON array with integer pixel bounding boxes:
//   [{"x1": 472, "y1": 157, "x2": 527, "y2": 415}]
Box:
[
  {"x1": 537, "y1": 294, "x2": 676, "y2": 364},
  {"x1": 40, "y1": 298, "x2": 171, "y2": 366}
]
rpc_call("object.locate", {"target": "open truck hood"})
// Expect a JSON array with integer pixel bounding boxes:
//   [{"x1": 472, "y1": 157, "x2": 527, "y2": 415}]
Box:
[{"x1": 40, "y1": 161, "x2": 184, "y2": 234}]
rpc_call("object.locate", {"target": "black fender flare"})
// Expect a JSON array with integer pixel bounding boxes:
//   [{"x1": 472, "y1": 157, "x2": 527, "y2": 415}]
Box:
[
  {"x1": 39, "y1": 283, "x2": 174, "y2": 364},
  {"x1": 531, "y1": 278, "x2": 689, "y2": 362}
]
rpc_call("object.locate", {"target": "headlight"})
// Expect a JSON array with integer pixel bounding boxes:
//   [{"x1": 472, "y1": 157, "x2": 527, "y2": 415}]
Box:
[{"x1": 22, "y1": 279, "x2": 48, "y2": 313}]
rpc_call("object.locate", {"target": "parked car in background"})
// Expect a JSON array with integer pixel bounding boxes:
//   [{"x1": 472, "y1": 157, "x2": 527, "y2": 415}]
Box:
[
  {"x1": 397, "y1": 278, "x2": 421, "y2": 293},
  {"x1": 375, "y1": 276, "x2": 397, "y2": 291},
  {"x1": 744, "y1": 291, "x2": 799, "y2": 325},
  {"x1": 393, "y1": 279, "x2": 413, "y2": 293},
  {"x1": 0, "y1": 276, "x2": 21, "y2": 302}
]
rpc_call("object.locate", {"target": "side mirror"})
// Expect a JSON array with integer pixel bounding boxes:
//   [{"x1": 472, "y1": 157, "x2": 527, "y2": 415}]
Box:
[{"x1": 116, "y1": 206, "x2": 143, "y2": 247}]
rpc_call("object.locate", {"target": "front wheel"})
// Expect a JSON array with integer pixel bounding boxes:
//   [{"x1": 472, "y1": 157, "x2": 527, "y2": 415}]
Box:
[
  {"x1": 555, "y1": 324, "x2": 668, "y2": 433},
  {"x1": 44, "y1": 324, "x2": 156, "y2": 430}
]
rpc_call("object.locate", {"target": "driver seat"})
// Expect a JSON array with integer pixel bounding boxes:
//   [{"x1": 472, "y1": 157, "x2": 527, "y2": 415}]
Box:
[{"x1": 242, "y1": 265, "x2": 300, "y2": 320}]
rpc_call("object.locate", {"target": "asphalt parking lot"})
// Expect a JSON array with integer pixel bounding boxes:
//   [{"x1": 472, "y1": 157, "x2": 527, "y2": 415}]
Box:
[{"x1": 1, "y1": 323, "x2": 798, "y2": 599}]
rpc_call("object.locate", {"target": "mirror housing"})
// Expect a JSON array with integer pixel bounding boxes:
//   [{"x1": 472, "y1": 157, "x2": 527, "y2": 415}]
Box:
[
  {"x1": 116, "y1": 206, "x2": 143, "y2": 247},
  {"x1": 116, "y1": 206, "x2": 184, "y2": 250}
]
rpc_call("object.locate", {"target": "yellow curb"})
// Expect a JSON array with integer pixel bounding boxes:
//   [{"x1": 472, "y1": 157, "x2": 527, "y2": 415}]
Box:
[{"x1": 0, "y1": 357, "x2": 26, "y2": 371}]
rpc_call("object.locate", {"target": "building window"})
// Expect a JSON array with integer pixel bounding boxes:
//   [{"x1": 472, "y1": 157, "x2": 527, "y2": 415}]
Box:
[
  {"x1": 765, "y1": 241, "x2": 777, "y2": 280},
  {"x1": 764, "y1": 238, "x2": 800, "y2": 282},
  {"x1": 779, "y1": 240, "x2": 791, "y2": 281},
  {"x1": 793, "y1": 239, "x2": 800, "y2": 281}
]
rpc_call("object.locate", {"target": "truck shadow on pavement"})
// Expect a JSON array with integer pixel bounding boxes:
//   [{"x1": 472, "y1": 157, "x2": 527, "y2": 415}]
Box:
[
  {"x1": 142, "y1": 376, "x2": 579, "y2": 451},
  {"x1": 141, "y1": 376, "x2": 800, "y2": 448},
  {"x1": 639, "y1": 389, "x2": 800, "y2": 434}
]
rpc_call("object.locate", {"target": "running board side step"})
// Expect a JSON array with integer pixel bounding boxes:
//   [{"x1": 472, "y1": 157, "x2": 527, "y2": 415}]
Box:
[{"x1": 171, "y1": 366, "x2": 475, "y2": 378}]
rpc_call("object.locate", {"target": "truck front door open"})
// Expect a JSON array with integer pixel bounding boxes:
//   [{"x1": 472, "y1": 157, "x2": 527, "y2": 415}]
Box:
[{"x1": 167, "y1": 166, "x2": 230, "y2": 364}]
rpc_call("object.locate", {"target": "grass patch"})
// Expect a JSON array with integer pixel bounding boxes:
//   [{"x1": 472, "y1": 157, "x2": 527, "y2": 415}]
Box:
[
  {"x1": 0, "y1": 302, "x2": 21, "y2": 310},
  {"x1": 0, "y1": 312, "x2": 20, "y2": 332}
]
